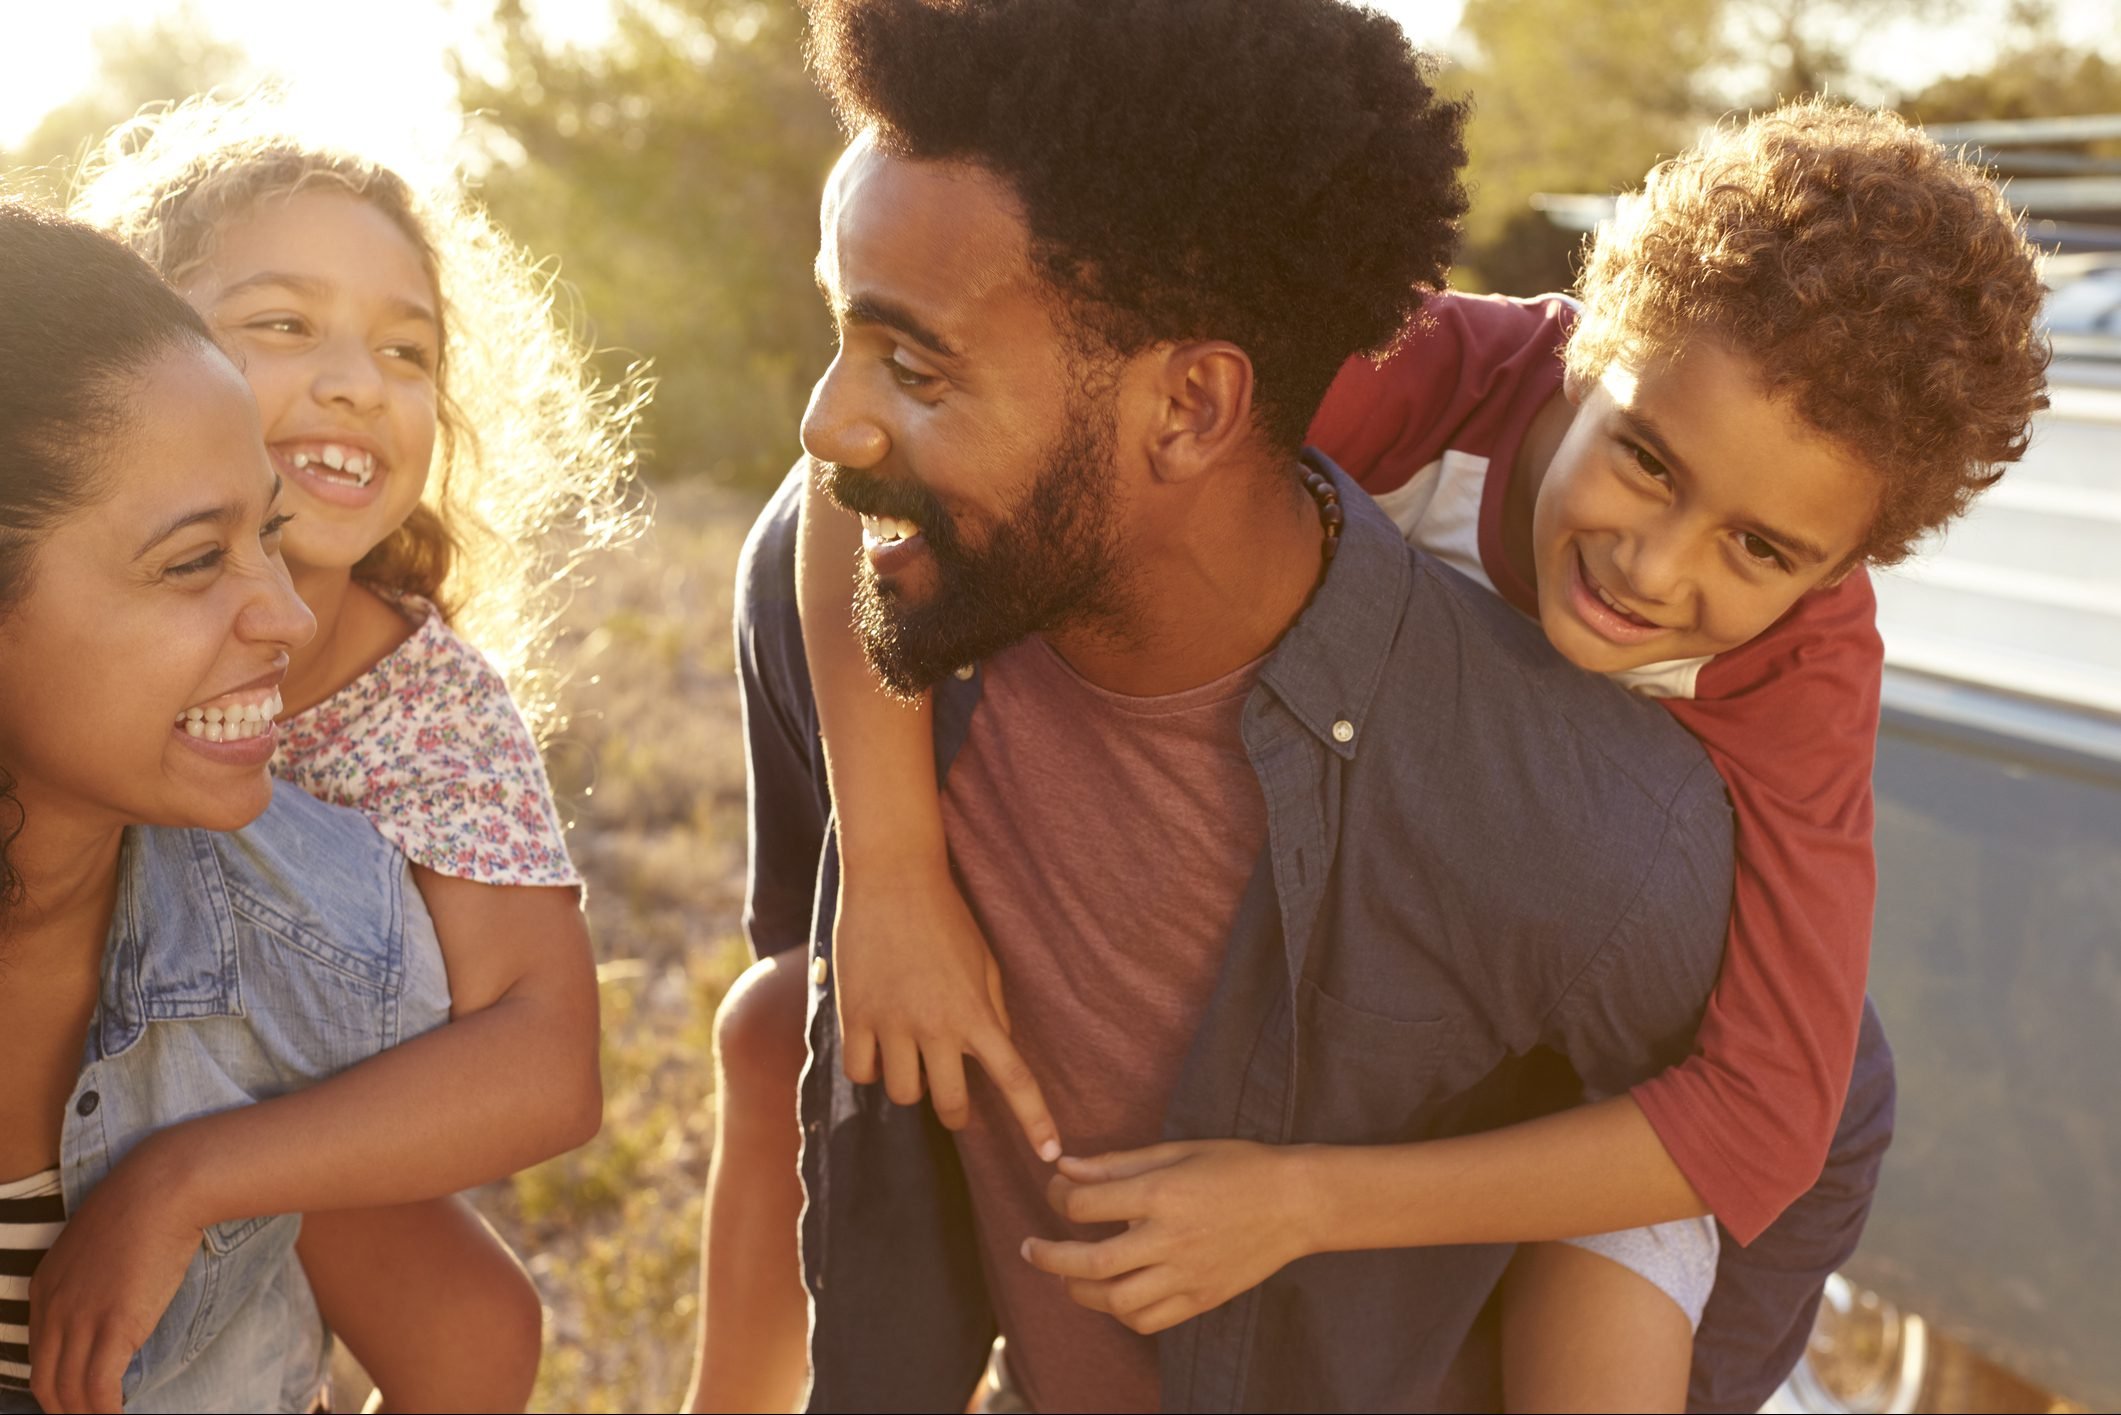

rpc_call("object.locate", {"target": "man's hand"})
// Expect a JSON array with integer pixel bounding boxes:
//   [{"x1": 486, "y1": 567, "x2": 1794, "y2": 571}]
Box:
[
  {"x1": 834, "y1": 854, "x2": 1061, "y2": 1160},
  {"x1": 30, "y1": 1137, "x2": 204, "y2": 1413},
  {"x1": 1021, "y1": 1140, "x2": 1315, "y2": 1335}
]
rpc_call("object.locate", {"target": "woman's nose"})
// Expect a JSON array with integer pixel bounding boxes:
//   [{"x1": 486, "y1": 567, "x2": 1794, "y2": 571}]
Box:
[
  {"x1": 244, "y1": 555, "x2": 318, "y2": 653},
  {"x1": 800, "y1": 354, "x2": 888, "y2": 470}
]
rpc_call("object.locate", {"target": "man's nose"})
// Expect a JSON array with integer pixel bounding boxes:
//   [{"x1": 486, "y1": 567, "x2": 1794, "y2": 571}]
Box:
[{"x1": 800, "y1": 353, "x2": 888, "y2": 470}]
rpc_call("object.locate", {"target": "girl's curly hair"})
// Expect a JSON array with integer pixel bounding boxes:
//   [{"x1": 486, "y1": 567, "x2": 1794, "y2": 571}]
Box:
[
  {"x1": 1568, "y1": 99, "x2": 2050, "y2": 566},
  {"x1": 71, "y1": 92, "x2": 648, "y2": 735}
]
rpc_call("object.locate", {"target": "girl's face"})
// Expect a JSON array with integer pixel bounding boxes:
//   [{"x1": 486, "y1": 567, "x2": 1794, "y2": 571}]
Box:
[
  {"x1": 0, "y1": 343, "x2": 315, "y2": 835},
  {"x1": 1530, "y1": 342, "x2": 1879, "y2": 676},
  {"x1": 183, "y1": 189, "x2": 441, "y2": 577}
]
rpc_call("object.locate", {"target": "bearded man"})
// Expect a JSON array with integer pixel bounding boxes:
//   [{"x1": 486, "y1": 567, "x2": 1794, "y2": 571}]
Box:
[{"x1": 713, "y1": 1, "x2": 1895, "y2": 1410}]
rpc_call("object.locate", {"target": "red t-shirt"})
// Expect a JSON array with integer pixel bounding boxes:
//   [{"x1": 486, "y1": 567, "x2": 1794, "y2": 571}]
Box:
[{"x1": 1308, "y1": 292, "x2": 1881, "y2": 1245}]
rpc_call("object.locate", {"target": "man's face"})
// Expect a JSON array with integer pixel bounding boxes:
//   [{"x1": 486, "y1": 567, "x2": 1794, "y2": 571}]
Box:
[
  {"x1": 801, "y1": 137, "x2": 1137, "y2": 696},
  {"x1": 1532, "y1": 341, "x2": 1879, "y2": 675}
]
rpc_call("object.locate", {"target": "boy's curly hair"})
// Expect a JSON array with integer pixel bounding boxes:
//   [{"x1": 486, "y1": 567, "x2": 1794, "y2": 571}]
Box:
[
  {"x1": 70, "y1": 92, "x2": 648, "y2": 735},
  {"x1": 1568, "y1": 99, "x2": 2050, "y2": 567},
  {"x1": 805, "y1": 0, "x2": 1469, "y2": 451}
]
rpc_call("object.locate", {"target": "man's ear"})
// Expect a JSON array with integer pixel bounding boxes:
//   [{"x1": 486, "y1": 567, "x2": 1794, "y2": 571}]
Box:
[{"x1": 1146, "y1": 341, "x2": 1255, "y2": 485}]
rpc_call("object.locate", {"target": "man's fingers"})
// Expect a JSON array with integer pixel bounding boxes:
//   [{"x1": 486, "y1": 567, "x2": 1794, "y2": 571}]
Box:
[
  {"x1": 921, "y1": 1042, "x2": 972, "y2": 1129},
  {"x1": 879, "y1": 1034, "x2": 927, "y2": 1107},
  {"x1": 1045, "y1": 1171, "x2": 1154, "y2": 1226},
  {"x1": 971, "y1": 1028, "x2": 1060, "y2": 1160},
  {"x1": 1021, "y1": 1231, "x2": 1155, "y2": 1282},
  {"x1": 841, "y1": 1025, "x2": 881, "y2": 1086},
  {"x1": 1056, "y1": 1142, "x2": 1190, "y2": 1184}
]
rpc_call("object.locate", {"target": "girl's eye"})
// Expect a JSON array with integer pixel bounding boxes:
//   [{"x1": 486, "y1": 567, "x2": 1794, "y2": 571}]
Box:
[
  {"x1": 1740, "y1": 532, "x2": 1789, "y2": 569},
  {"x1": 383, "y1": 342, "x2": 435, "y2": 371}
]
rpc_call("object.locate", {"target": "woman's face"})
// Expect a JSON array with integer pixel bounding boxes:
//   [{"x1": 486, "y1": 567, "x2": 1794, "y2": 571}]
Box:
[
  {"x1": 182, "y1": 189, "x2": 442, "y2": 577},
  {"x1": 0, "y1": 342, "x2": 315, "y2": 835}
]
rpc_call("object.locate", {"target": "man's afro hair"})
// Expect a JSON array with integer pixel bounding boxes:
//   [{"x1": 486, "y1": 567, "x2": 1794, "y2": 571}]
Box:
[{"x1": 806, "y1": 0, "x2": 1469, "y2": 450}]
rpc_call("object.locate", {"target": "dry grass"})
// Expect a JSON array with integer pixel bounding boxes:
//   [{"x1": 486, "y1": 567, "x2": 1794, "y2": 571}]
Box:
[{"x1": 476, "y1": 478, "x2": 768, "y2": 1413}]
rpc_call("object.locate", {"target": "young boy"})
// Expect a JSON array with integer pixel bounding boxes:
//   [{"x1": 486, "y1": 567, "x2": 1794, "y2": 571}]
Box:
[{"x1": 694, "y1": 99, "x2": 2048, "y2": 1412}]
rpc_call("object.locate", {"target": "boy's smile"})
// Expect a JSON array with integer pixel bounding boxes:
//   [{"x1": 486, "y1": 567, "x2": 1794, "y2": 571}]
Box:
[{"x1": 1524, "y1": 341, "x2": 1881, "y2": 676}]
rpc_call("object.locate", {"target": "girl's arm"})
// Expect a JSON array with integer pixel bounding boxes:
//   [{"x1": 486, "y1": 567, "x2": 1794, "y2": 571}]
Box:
[
  {"x1": 797, "y1": 469, "x2": 1058, "y2": 1158},
  {"x1": 28, "y1": 878, "x2": 600, "y2": 1412}
]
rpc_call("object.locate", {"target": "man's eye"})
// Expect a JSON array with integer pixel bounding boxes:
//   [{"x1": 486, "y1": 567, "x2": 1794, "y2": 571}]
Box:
[{"x1": 884, "y1": 356, "x2": 938, "y2": 390}]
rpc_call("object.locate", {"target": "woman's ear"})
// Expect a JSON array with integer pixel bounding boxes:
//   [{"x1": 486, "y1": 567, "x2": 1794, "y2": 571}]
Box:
[{"x1": 1147, "y1": 340, "x2": 1255, "y2": 486}]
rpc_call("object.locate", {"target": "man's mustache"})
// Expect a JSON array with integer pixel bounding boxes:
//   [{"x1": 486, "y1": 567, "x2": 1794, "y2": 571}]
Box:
[{"x1": 812, "y1": 459, "x2": 951, "y2": 537}]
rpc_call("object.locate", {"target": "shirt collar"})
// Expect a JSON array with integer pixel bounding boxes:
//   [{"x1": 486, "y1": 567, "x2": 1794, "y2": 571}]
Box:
[
  {"x1": 98, "y1": 825, "x2": 244, "y2": 1056},
  {"x1": 1255, "y1": 449, "x2": 1412, "y2": 760}
]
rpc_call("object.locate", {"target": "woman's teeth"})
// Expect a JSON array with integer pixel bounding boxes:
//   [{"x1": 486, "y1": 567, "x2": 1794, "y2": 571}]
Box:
[
  {"x1": 175, "y1": 690, "x2": 284, "y2": 742},
  {"x1": 860, "y1": 514, "x2": 921, "y2": 546},
  {"x1": 290, "y1": 445, "x2": 377, "y2": 487}
]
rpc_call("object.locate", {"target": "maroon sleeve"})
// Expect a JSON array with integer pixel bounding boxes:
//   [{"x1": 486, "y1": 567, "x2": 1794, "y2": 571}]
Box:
[
  {"x1": 1307, "y1": 293, "x2": 1572, "y2": 495},
  {"x1": 1633, "y1": 570, "x2": 1883, "y2": 1245}
]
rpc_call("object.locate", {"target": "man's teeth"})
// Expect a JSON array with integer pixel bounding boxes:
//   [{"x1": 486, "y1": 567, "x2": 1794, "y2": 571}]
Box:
[
  {"x1": 175, "y1": 689, "x2": 285, "y2": 742},
  {"x1": 860, "y1": 514, "x2": 922, "y2": 545},
  {"x1": 289, "y1": 445, "x2": 377, "y2": 487}
]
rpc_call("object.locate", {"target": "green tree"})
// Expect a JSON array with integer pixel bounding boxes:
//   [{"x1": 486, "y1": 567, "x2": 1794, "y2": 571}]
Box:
[{"x1": 459, "y1": 0, "x2": 842, "y2": 487}]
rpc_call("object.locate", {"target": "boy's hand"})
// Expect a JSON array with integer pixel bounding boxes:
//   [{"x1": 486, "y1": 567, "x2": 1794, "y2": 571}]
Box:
[
  {"x1": 835, "y1": 856, "x2": 1062, "y2": 1161},
  {"x1": 30, "y1": 1137, "x2": 205, "y2": 1413},
  {"x1": 1021, "y1": 1141, "x2": 1315, "y2": 1335}
]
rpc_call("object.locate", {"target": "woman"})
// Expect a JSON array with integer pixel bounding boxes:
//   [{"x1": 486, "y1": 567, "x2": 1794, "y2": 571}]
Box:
[{"x1": 0, "y1": 204, "x2": 450, "y2": 1413}]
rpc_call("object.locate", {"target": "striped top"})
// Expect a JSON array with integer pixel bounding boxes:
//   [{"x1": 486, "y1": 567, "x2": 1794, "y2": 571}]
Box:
[{"x1": 0, "y1": 1168, "x2": 62, "y2": 1393}]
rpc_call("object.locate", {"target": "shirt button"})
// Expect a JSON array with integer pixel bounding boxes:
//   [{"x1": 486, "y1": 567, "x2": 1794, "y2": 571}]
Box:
[
  {"x1": 811, "y1": 956, "x2": 829, "y2": 986},
  {"x1": 76, "y1": 1090, "x2": 101, "y2": 1117},
  {"x1": 1331, "y1": 719, "x2": 1355, "y2": 743},
  {"x1": 953, "y1": 663, "x2": 975, "y2": 681}
]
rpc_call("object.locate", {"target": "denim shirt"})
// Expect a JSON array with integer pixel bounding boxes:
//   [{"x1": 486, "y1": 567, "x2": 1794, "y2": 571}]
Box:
[
  {"x1": 0, "y1": 781, "x2": 449, "y2": 1415},
  {"x1": 736, "y1": 456, "x2": 1781, "y2": 1410}
]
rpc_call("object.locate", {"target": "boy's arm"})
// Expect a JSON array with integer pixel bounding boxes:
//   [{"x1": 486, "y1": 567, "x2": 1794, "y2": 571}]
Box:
[{"x1": 797, "y1": 469, "x2": 1059, "y2": 1157}]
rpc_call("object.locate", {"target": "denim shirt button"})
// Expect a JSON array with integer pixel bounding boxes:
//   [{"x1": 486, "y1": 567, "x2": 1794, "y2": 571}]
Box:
[
  {"x1": 76, "y1": 1089, "x2": 101, "y2": 1117},
  {"x1": 953, "y1": 663, "x2": 976, "y2": 681}
]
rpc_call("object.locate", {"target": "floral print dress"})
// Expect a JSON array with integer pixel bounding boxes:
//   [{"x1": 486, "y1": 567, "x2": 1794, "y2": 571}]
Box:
[{"x1": 273, "y1": 597, "x2": 580, "y2": 888}]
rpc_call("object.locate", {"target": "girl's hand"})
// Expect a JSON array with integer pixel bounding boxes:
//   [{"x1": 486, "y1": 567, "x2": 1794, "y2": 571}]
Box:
[
  {"x1": 1021, "y1": 1141, "x2": 1316, "y2": 1334},
  {"x1": 834, "y1": 853, "x2": 1061, "y2": 1161},
  {"x1": 30, "y1": 1140, "x2": 204, "y2": 1413}
]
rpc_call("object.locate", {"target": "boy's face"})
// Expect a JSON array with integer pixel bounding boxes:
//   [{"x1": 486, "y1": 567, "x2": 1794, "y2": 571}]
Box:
[{"x1": 1532, "y1": 341, "x2": 1879, "y2": 675}]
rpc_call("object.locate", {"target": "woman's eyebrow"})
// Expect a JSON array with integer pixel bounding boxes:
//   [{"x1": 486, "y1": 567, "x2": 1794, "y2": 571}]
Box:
[{"x1": 133, "y1": 501, "x2": 243, "y2": 559}]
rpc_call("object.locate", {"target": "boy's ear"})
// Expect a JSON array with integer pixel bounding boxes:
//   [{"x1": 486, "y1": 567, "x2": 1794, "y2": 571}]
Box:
[
  {"x1": 1147, "y1": 341, "x2": 1255, "y2": 485},
  {"x1": 1561, "y1": 364, "x2": 1592, "y2": 407}
]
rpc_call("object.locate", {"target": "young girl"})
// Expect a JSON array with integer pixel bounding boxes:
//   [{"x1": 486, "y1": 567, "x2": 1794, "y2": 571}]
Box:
[
  {"x1": 59, "y1": 94, "x2": 645, "y2": 1410},
  {"x1": 690, "y1": 102, "x2": 2048, "y2": 1411}
]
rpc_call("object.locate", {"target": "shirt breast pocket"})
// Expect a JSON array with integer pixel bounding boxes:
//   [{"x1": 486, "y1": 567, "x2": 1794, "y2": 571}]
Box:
[
  {"x1": 158, "y1": 1213, "x2": 299, "y2": 1364},
  {"x1": 1294, "y1": 980, "x2": 1467, "y2": 1144}
]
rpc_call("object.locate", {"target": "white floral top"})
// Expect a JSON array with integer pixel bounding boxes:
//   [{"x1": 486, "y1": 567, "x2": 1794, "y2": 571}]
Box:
[{"x1": 273, "y1": 598, "x2": 580, "y2": 888}]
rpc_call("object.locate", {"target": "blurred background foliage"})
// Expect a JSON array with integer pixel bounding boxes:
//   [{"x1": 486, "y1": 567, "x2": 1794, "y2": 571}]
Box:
[{"x1": 6, "y1": 0, "x2": 2120, "y2": 489}]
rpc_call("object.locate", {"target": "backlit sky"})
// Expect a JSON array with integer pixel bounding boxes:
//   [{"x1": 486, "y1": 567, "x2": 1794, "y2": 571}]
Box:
[{"x1": 2, "y1": 0, "x2": 2117, "y2": 152}]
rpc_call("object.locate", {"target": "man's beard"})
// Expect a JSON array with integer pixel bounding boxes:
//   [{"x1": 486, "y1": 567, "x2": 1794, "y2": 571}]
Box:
[{"x1": 815, "y1": 395, "x2": 1130, "y2": 698}]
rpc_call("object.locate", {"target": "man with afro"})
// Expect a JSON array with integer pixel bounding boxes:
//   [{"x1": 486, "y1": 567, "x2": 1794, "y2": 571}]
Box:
[{"x1": 708, "y1": 1, "x2": 1884, "y2": 1410}]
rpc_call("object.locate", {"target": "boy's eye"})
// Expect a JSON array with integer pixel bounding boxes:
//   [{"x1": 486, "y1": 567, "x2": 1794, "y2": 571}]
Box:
[
  {"x1": 1628, "y1": 443, "x2": 1672, "y2": 483},
  {"x1": 1739, "y1": 532, "x2": 1788, "y2": 569}
]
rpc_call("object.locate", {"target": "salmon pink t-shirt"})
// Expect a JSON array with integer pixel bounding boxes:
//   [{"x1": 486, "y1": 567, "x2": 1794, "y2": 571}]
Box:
[
  {"x1": 1308, "y1": 292, "x2": 1881, "y2": 1245},
  {"x1": 942, "y1": 635, "x2": 1269, "y2": 1414}
]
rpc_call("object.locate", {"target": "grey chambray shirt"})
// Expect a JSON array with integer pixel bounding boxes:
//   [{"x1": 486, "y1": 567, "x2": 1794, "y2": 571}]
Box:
[{"x1": 736, "y1": 453, "x2": 1739, "y2": 1411}]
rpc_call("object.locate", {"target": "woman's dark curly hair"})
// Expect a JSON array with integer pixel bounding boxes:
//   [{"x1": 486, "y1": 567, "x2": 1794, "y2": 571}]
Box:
[
  {"x1": 1569, "y1": 100, "x2": 2050, "y2": 566},
  {"x1": 806, "y1": 0, "x2": 1469, "y2": 450},
  {"x1": 0, "y1": 202, "x2": 220, "y2": 914}
]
